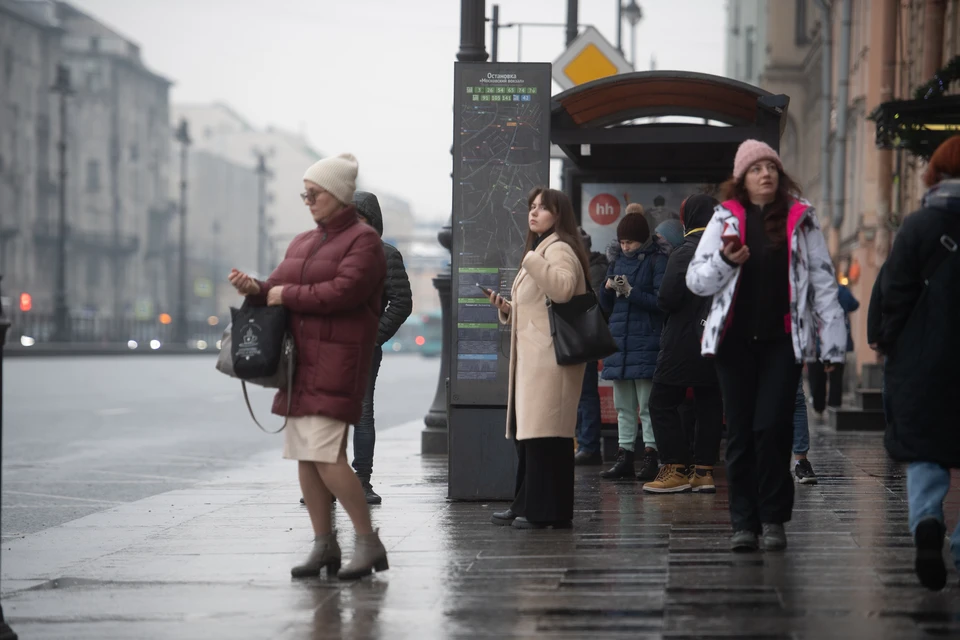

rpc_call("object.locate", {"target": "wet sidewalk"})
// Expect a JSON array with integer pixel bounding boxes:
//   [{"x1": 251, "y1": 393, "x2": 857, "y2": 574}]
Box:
[{"x1": 3, "y1": 419, "x2": 960, "y2": 639}]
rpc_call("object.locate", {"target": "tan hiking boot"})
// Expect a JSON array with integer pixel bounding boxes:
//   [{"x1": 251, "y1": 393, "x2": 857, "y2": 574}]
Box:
[
  {"x1": 642, "y1": 464, "x2": 691, "y2": 493},
  {"x1": 689, "y1": 466, "x2": 716, "y2": 494}
]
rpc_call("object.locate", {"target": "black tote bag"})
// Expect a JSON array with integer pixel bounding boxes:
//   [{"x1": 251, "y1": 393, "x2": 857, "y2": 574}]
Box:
[
  {"x1": 546, "y1": 288, "x2": 618, "y2": 366},
  {"x1": 230, "y1": 302, "x2": 291, "y2": 381}
]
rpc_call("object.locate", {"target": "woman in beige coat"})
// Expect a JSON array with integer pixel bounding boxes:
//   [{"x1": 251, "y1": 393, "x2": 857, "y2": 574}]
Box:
[{"x1": 488, "y1": 187, "x2": 590, "y2": 530}]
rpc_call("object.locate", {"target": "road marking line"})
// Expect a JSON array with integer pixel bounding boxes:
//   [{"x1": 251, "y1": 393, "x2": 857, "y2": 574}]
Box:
[
  {"x1": 87, "y1": 469, "x2": 189, "y2": 482},
  {"x1": 96, "y1": 408, "x2": 132, "y2": 416},
  {"x1": 2, "y1": 490, "x2": 123, "y2": 505}
]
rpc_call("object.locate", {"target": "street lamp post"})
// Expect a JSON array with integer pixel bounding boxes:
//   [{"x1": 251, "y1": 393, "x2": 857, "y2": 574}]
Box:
[
  {"x1": 623, "y1": 1, "x2": 643, "y2": 68},
  {"x1": 0, "y1": 275, "x2": 20, "y2": 640},
  {"x1": 211, "y1": 220, "x2": 221, "y2": 317},
  {"x1": 422, "y1": 0, "x2": 488, "y2": 455},
  {"x1": 173, "y1": 119, "x2": 191, "y2": 345},
  {"x1": 50, "y1": 64, "x2": 73, "y2": 343},
  {"x1": 254, "y1": 151, "x2": 272, "y2": 277}
]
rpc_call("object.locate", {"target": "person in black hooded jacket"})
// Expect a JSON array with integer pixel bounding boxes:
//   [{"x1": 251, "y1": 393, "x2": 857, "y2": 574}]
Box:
[
  {"x1": 352, "y1": 191, "x2": 413, "y2": 504},
  {"x1": 867, "y1": 136, "x2": 960, "y2": 591},
  {"x1": 643, "y1": 194, "x2": 724, "y2": 495}
]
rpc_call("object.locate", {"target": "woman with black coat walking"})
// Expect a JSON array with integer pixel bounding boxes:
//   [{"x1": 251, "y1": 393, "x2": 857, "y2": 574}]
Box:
[
  {"x1": 868, "y1": 135, "x2": 960, "y2": 591},
  {"x1": 644, "y1": 194, "x2": 724, "y2": 494}
]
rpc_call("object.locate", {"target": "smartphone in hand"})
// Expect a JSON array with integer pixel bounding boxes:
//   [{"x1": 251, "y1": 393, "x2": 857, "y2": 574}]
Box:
[
  {"x1": 477, "y1": 283, "x2": 494, "y2": 297},
  {"x1": 721, "y1": 234, "x2": 743, "y2": 253},
  {"x1": 721, "y1": 220, "x2": 742, "y2": 253}
]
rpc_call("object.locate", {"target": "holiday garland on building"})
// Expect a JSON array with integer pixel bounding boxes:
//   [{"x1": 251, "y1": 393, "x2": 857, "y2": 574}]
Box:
[
  {"x1": 870, "y1": 55, "x2": 960, "y2": 159},
  {"x1": 914, "y1": 55, "x2": 960, "y2": 100}
]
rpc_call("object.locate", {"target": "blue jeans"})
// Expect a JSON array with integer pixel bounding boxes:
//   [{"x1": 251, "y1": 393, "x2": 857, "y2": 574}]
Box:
[
  {"x1": 907, "y1": 461, "x2": 960, "y2": 570},
  {"x1": 352, "y1": 346, "x2": 383, "y2": 484},
  {"x1": 575, "y1": 361, "x2": 601, "y2": 454},
  {"x1": 793, "y1": 380, "x2": 810, "y2": 455}
]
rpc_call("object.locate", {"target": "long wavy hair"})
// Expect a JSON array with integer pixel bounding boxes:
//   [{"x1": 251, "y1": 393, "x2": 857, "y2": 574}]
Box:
[
  {"x1": 720, "y1": 169, "x2": 802, "y2": 247},
  {"x1": 524, "y1": 187, "x2": 591, "y2": 282}
]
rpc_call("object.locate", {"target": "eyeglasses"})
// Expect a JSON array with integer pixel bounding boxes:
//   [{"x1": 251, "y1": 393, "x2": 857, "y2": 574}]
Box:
[{"x1": 300, "y1": 188, "x2": 328, "y2": 205}]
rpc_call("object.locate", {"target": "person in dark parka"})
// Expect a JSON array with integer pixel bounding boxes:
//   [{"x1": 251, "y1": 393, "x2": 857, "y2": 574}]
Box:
[
  {"x1": 867, "y1": 135, "x2": 960, "y2": 592},
  {"x1": 599, "y1": 213, "x2": 668, "y2": 482},
  {"x1": 353, "y1": 191, "x2": 413, "y2": 504},
  {"x1": 643, "y1": 194, "x2": 725, "y2": 494}
]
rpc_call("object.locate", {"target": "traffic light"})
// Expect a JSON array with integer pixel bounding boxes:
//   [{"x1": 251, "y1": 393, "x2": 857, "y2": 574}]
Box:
[{"x1": 19, "y1": 293, "x2": 32, "y2": 312}]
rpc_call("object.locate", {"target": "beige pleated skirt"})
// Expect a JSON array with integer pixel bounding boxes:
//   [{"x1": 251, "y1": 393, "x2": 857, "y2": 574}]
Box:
[{"x1": 283, "y1": 415, "x2": 349, "y2": 463}]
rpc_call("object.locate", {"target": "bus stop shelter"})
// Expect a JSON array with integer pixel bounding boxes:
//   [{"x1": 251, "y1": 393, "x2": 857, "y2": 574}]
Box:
[
  {"x1": 551, "y1": 71, "x2": 789, "y2": 213},
  {"x1": 550, "y1": 71, "x2": 790, "y2": 461}
]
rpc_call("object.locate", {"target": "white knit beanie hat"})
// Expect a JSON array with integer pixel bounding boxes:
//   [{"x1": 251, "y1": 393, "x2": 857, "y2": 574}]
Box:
[{"x1": 302, "y1": 153, "x2": 359, "y2": 205}]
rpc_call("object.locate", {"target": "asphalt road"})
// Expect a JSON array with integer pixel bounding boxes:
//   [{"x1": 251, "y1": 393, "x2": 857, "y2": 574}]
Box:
[{"x1": 1, "y1": 353, "x2": 439, "y2": 540}]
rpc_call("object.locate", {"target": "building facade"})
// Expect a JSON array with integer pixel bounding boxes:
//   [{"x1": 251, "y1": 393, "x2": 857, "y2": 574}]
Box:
[
  {"x1": 741, "y1": 0, "x2": 960, "y2": 376},
  {"x1": 152, "y1": 147, "x2": 259, "y2": 323},
  {"x1": 0, "y1": 0, "x2": 171, "y2": 324},
  {"x1": 0, "y1": 0, "x2": 61, "y2": 308},
  {"x1": 171, "y1": 103, "x2": 416, "y2": 272},
  {"x1": 725, "y1": 0, "x2": 768, "y2": 88}
]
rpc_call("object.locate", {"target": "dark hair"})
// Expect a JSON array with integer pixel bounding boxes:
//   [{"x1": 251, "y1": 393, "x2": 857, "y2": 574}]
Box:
[
  {"x1": 720, "y1": 169, "x2": 802, "y2": 247},
  {"x1": 525, "y1": 187, "x2": 591, "y2": 282},
  {"x1": 653, "y1": 195, "x2": 666, "y2": 207}
]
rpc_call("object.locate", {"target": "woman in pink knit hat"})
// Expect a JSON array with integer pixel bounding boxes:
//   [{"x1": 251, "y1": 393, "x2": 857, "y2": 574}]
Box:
[{"x1": 686, "y1": 139, "x2": 844, "y2": 553}]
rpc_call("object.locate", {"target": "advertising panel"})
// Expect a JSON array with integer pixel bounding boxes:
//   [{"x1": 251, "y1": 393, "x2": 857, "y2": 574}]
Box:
[{"x1": 580, "y1": 182, "x2": 704, "y2": 253}]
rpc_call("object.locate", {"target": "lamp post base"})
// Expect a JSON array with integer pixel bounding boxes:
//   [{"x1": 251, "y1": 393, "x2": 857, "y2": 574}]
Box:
[
  {"x1": 421, "y1": 272, "x2": 451, "y2": 455},
  {"x1": 421, "y1": 424, "x2": 448, "y2": 455}
]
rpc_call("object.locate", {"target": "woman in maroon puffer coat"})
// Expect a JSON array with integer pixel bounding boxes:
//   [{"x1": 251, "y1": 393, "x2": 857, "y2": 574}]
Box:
[{"x1": 228, "y1": 153, "x2": 388, "y2": 581}]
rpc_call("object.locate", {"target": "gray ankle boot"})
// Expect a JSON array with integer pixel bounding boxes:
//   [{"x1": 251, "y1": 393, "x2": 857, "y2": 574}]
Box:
[
  {"x1": 337, "y1": 529, "x2": 389, "y2": 581},
  {"x1": 291, "y1": 532, "x2": 342, "y2": 578}
]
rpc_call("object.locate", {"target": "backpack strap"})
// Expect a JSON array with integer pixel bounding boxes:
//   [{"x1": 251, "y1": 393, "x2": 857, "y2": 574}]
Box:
[{"x1": 921, "y1": 215, "x2": 960, "y2": 284}]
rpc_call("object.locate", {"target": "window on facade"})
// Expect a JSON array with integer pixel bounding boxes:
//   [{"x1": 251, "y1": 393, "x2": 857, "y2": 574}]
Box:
[
  {"x1": 795, "y1": 0, "x2": 810, "y2": 45},
  {"x1": 3, "y1": 48, "x2": 12, "y2": 84},
  {"x1": 147, "y1": 208, "x2": 169, "y2": 257},
  {"x1": 86, "y1": 160, "x2": 101, "y2": 193},
  {"x1": 130, "y1": 143, "x2": 139, "y2": 162},
  {"x1": 87, "y1": 255, "x2": 101, "y2": 288},
  {"x1": 745, "y1": 26, "x2": 756, "y2": 81}
]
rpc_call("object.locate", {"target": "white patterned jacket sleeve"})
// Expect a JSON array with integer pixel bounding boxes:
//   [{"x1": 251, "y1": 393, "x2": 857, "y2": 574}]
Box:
[
  {"x1": 686, "y1": 206, "x2": 739, "y2": 296},
  {"x1": 803, "y1": 213, "x2": 846, "y2": 363}
]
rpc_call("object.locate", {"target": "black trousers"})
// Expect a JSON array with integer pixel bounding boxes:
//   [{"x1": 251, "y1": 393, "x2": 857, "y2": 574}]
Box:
[
  {"x1": 807, "y1": 361, "x2": 845, "y2": 414},
  {"x1": 650, "y1": 383, "x2": 724, "y2": 467},
  {"x1": 715, "y1": 337, "x2": 802, "y2": 533},
  {"x1": 511, "y1": 437, "x2": 574, "y2": 524}
]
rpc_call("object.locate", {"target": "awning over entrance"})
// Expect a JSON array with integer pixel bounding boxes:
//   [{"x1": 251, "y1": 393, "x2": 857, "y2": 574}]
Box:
[
  {"x1": 551, "y1": 71, "x2": 789, "y2": 176},
  {"x1": 869, "y1": 94, "x2": 960, "y2": 160}
]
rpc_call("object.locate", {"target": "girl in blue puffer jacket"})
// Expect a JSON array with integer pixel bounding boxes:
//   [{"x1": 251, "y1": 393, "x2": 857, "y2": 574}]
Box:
[{"x1": 599, "y1": 212, "x2": 669, "y2": 482}]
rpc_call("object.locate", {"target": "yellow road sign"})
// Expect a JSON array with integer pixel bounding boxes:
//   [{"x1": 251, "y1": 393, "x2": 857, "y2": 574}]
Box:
[{"x1": 553, "y1": 26, "x2": 634, "y2": 90}]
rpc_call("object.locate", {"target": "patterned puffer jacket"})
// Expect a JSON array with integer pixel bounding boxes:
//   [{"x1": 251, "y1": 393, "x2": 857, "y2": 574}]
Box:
[{"x1": 685, "y1": 198, "x2": 846, "y2": 363}]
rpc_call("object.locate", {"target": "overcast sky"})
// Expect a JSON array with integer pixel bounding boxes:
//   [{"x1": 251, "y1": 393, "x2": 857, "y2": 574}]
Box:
[{"x1": 72, "y1": 0, "x2": 726, "y2": 221}]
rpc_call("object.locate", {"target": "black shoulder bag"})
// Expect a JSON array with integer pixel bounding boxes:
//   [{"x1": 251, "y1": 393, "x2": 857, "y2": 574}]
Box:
[
  {"x1": 546, "y1": 281, "x2": 618, "y2": 366},
  {"x1": 214, "y1": 301, "x2": 296, "y2": 433}
]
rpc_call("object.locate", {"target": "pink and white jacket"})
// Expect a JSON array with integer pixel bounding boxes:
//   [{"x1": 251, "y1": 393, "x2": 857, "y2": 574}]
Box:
[{"x1": 685, "y1": 199, "x2": 846, "y2": 364}]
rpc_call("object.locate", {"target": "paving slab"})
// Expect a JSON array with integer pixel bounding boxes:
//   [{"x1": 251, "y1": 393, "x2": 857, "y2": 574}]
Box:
[{"x1": 3, "y1": 419, "x2": 960, "y2": 639}]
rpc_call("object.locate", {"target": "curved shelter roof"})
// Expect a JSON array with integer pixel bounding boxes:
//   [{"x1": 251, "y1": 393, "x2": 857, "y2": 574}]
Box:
[{"x1": 550, "y1": 71, "x2": 789, "y2": 176}]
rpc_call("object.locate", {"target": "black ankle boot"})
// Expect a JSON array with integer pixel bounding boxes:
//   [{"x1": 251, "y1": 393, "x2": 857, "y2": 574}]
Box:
[
  {"x1": 600, "y1": 448, "x2": 635, "y2": 479},
  {"x1": 635, "y1": 448, "x2": 660, "y2": 482}
]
